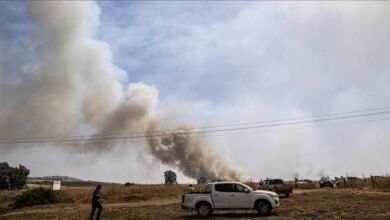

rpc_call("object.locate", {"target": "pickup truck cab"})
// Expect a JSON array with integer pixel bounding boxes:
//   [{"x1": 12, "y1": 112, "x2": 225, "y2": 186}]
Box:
[
  {"x1": 182, "y1": 181, "x2": 279, "y2": 217},
  {"x1": 259, "y1": 179, "x2": 293, "y2": 197},
  {"x1": 319, "y1": 177, "x2": 334, "y2": 188}
]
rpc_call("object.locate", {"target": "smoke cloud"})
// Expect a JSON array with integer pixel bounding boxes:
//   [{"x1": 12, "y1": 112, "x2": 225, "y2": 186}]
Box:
[
  {"x1": 146, "y1": 123, "x2": 241, "y2": 180},
  {"x1": 1, "y1": 1, "x2": 125, "y2": 139},
  {"x1": 0, "y1": 1, "x2": 240, "y2": 181}
]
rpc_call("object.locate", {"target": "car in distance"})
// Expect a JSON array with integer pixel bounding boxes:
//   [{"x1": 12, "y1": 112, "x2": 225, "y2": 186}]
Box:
[
  {"x1": 259, "y1": 179, "x2": 293, "y2": 197},
  {"x1": 182, "y1": 181, "x2": 279, "y2": 217},
  {"x1": 319, "y1": 177, "x2": 334, "y2": 188}
]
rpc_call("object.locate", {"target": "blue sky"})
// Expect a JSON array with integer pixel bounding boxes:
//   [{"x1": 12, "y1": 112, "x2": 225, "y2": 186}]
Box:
[
  {"x1": 96, "y1": 1, "x2": 389, "y2": 110},
  {"x1": 1, "y1": 1, "x2": 390, "y2": 182},
  {"x1": 2, "y1": 1, "x2": 389, "y2": 108}
]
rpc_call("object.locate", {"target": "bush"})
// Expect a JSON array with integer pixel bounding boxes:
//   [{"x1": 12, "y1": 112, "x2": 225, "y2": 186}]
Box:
[
  {"x1": 124, "y1": 182, "x2": 134, "y2": 187},
  {"x1": 13, "y1": 187, "x2": 72, "y2": 208},
  {"x1": 0, "y1": 162, "x2": 29, "y2": 190}
]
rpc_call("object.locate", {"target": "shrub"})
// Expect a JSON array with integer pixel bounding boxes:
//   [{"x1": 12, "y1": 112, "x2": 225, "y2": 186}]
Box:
[
  {"x1": 124, "y1": 182, "x2": 134, "y2": 187},
  {"x1": 13, "y1": 187, "x2": 72, "y2": 208}
]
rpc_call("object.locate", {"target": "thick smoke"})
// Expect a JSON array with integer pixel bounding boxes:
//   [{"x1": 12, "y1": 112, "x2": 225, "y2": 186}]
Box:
[
  {"x1": 0, "y1": 1, "x2": 240, "y2": 181},
  {"x1": 86, "y1": 83, "x2": 158, "y2": 152},
  {"x1": 1, "y1": 2, "x2": 125, "y2": 139},
  {"x1": 147, "y1": 123, "x2": 241, "y2": 181}
]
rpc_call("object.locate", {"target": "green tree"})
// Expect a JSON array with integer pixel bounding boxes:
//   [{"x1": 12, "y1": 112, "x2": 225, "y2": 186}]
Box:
[{"x1": 0, "y1": 162, "x2": 30, "y2": 190}]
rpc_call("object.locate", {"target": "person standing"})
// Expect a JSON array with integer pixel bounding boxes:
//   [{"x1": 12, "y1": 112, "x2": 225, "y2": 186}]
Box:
[
  {"x1": 90, "y1": 185, "x2": 103, "y2": 220},
  {"x1": 188, "y1": 184, "x2": 196, "y2": 193}
]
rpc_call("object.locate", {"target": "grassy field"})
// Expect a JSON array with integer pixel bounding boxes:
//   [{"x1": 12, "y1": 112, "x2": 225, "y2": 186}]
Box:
[
  {"x1": 62, "y1": 184, "x2": 190, "y2": 204},
  {"x1": 1, "y1": 178, "x2": 390, "y2": 219}
]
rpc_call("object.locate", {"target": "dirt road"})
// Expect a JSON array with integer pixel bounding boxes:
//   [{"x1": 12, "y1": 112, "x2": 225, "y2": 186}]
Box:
[
  {"x1": 1, "y1": 199, "x2": 178, "y2": 218},
  {"x1": 1, "y1": 188, "x2": 390, "y2": 219}
]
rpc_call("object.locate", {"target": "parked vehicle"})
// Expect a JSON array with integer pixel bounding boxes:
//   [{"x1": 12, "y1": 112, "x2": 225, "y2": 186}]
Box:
[
  {"x1": 182, "y1": 181, "x2": 279, "y2": 217},
  {"x1": 334, "y1": 176, "x2": 347, "y2": 186},
  {"x1": 259, "y1": 179, "x2": 293, "y2": 197},
  {"x1": 319, "y1": 177, "x2": 334, "y2": 188},
  {"x1": 297, "y1": 179, "x2": 313, "y2": 184}
]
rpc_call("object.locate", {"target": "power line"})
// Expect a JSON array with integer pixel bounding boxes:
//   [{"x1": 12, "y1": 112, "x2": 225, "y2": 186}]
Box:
[
  {"x1": 173, "y1": 106, "x2": 390, "y2": 131},
  {"x1": 2, "y1": 106, "x2": 390, "y2": 141},
  {"x1": 192, "y1": 116, "x2": 390, "y2": 140},
  {"x1": 78, "y1": 105, "x2": 390, "y2": 137},
  {"x1": 1, "y1": 110, "x2": 389, "y2": 144},
  {"x1": 3, "y1": 116, "x2": 390, "y2": 148}
]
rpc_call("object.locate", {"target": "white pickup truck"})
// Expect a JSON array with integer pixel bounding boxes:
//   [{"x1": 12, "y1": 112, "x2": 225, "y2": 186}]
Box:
[{"x1": 182, "y1": 181, "x2": 279, "y2": 217}]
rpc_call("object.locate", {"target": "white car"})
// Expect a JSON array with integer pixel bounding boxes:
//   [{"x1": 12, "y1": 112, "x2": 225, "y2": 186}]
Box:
[{"x1": 182, "y1": 181, "x2": 279, "y2": 217}]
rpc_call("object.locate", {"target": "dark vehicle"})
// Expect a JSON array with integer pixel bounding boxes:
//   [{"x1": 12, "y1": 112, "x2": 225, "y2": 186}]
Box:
[
  {"x1": 319, "y1": 177, "x2": 334, "y2": 188},
  {"x1": 259, "y1": 179, "x2": 293, "y2": 197}
]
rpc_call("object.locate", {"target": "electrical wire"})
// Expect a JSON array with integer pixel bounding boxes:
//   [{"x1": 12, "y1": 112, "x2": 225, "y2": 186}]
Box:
[
  {"x1": 2, "y1": 106, "x2": 390, "y2": 141},
  {"x1": 1, "y1": 109, "x2": 389, "y2": 144},
  {"x1": 3, "y1": 116, "x2": 390, "y2": 148}
]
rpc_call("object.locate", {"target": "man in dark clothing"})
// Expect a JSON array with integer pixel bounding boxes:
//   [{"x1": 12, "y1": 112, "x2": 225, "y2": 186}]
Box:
[{"x1": 90, "y1": 185, "x2": 103, "y2": 220}]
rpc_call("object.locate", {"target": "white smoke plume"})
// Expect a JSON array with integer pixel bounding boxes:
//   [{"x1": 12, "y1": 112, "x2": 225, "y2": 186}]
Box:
[
  {"x1": 1, "y1": 1, "x2": 125, "y2": 139},
  {"x1": 0, "y1": 1, "x2": 240, "y2": 181}
]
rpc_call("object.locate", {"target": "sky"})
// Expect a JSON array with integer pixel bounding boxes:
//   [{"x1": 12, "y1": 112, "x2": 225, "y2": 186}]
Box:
[{"x1": 1, "y1": 1, "x2": 390, "y2": 183}]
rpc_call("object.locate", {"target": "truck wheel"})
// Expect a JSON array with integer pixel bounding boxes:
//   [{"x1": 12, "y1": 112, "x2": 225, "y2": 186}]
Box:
[
  {"x1": 284, "y1": 193, "x2": 290, "y2": 197},
  {"x1": 256, "y1": 200, "x2": 271, "y2": 216},
  {"x1": 196, "y1": 202, "x2": 212, "y2": 217}
]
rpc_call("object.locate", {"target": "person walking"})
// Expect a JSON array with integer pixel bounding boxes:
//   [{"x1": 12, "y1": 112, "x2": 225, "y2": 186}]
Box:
[{"x1": 90, "y1": 185, "x2": 103, "y2": 220}]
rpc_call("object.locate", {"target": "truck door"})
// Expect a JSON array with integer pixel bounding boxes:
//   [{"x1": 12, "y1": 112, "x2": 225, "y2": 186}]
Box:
[
  {"x1": 229, "y1": 184, "x2": 252, "y2": 208},
  {"x1": 271, "y1": 179, "x2": 285, "y2": 193},
  {"x1": 213, "y1": 183, "x2": 233, "y2": 208}
]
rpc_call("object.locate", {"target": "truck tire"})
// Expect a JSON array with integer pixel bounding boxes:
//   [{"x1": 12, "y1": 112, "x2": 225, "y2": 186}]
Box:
[
  {"x1": 284, "y1": 193, "x2": 290, "y2": 197},
  {"x1": 255, "y1": 200, "x2": 271, "y2": 216},
  {"x1": 196, "y1": 202, "x2": 212, "y2": 217}
]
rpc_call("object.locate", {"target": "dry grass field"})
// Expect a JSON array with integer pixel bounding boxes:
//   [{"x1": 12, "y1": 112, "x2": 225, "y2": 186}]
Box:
[{"x1": 1, "y1": 178, "x2": 390, "y2": 219}]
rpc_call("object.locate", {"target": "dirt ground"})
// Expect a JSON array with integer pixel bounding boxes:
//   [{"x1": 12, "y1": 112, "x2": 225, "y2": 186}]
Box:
[{"x1": 1, "y1": 188, "x2": 390, "y2": 219}]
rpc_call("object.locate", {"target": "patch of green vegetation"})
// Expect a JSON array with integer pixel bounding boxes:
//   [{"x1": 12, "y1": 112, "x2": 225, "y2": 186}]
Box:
[{"x1": 13, "y1": 187, "x2": 73, "y2": 208}]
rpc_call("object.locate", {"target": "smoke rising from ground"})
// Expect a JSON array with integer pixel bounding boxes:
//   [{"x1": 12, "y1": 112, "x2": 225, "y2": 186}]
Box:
[
  {"x1": 0, "y1": 1, "x2": 240, "y2": 181},
  {"x1": 146, "y1": 123, "x2": 241, "y2": 180}
]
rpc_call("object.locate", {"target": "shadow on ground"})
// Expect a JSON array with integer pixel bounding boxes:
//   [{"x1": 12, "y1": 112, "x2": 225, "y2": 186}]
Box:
[{"x1": 178, "y1": 212, "x2": 278, "y2": 219}]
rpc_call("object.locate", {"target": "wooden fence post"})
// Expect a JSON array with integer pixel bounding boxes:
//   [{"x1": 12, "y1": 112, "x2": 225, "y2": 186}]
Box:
[{"x1": 370, "y1": 175, "x2": 375, "y2": 188}]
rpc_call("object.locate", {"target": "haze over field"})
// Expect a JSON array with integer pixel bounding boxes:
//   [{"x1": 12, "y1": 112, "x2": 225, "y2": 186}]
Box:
[{"x1": 1, "y1": 1, "x2": 389, "y2": 183}]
